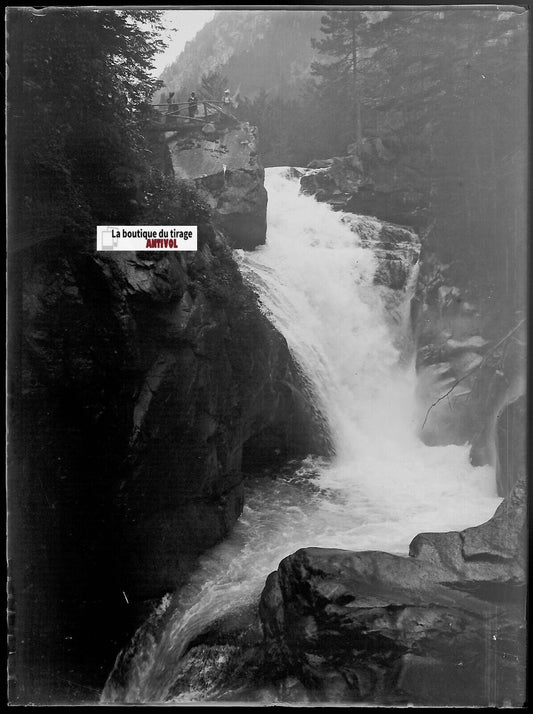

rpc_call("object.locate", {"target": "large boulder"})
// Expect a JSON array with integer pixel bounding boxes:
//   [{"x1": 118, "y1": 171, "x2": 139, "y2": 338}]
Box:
[
  {"x1": 259, "y1": 481, "x2": 526, "y2": 705},
  {"x1": 167, "y1": 122, "x2": 267, "y2": 250},
  {"x1": 301, "y1": 139, "x2": 430, "y2": 229},
  {"x1": 409, "y1": 480, "x2": 526, "y2": 581}
]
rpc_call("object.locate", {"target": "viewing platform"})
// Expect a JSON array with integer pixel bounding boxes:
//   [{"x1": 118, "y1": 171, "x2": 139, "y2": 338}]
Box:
[{"x1": 150, "y1": 100, "x2": 239, "y2": 133}]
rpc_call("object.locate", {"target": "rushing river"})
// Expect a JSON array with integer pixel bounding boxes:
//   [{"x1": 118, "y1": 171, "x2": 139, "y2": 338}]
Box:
[{"x1": 102, "y1": 168, "x2": 501, "y2": 703}]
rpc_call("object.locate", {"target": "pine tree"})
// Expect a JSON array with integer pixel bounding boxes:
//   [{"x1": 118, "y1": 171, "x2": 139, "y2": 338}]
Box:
[
  {"x1": 362, "y1": 8, "x2": 527, "y2": 304},
  {"x1": 199, "y1": 70, "x2": 229, "y2": 101},
  {"x1": 311, "y1": 10, "x2": 370, "y2": 148},
  {"x1": 8, "y1": 8, "x2": 167, "y2": 236}
]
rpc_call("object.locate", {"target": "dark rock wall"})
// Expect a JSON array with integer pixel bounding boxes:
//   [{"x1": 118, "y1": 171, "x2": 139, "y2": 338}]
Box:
[
  {"x1": 495, "y1": 394, "x2": 527, "y2": 498},
  {"x1": 10, "y1": 189, "x2": 319, "y2": 700},
  {"x1": 409, "y1": 144, "x2": 526, "y2": 458},
  {"x1": 413, "y1": 286, "x2": 526, "y2": 454}
]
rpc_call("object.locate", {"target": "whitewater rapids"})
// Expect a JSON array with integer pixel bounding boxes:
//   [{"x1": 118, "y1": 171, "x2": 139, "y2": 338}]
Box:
[{"x1": 102, "y1": 167, "x2": 501, "y2": 704}]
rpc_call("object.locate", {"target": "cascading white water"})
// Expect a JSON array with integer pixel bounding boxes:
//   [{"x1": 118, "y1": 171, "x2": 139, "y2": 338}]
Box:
[{"x1": 103, "y1": 167, "x2": 501, "y2": 704}]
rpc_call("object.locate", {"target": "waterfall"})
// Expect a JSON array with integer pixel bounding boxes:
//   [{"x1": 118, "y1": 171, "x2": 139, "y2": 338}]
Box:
[{"x1": 102, "y1": 168, "x2": 501, "y2": 704}]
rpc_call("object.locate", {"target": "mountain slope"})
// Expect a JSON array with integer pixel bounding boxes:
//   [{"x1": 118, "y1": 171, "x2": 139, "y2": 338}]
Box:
[{"x1": 159, "y1": 10, "x2": 323, "y2": 100}]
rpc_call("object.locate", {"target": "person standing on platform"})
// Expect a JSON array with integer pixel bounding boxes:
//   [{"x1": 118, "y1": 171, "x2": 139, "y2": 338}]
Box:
[{"x1": 188, "y1": 91, "x2": 198, "y2": 118}]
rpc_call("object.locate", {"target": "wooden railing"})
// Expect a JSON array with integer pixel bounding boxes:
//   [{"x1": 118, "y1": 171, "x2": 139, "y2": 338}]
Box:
[{"x1": 150, "y1": 100, "x2": 238, "y2": 131}]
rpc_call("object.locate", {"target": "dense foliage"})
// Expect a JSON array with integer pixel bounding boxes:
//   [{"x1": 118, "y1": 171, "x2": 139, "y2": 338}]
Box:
[
  {"x1": 359, "y1": 9, "x2": 527, "y2": 303},
  {"x1": 310, "y1": 10, "x2": 369, "y2": 147},
  {"x1": 236, "y1": 9, "x2": 526, "y2": 166},
  {"x1": 198, "y1": 70, "x2": 229, "y2": 101},
  {"x1": 8, "y1": 8, "x2": 208, "y2": 245}
]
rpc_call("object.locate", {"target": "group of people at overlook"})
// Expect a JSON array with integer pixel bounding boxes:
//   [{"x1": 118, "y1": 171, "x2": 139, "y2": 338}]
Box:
[{"x1": 165, "y1": 89, "x2": 232, "y2": 119}]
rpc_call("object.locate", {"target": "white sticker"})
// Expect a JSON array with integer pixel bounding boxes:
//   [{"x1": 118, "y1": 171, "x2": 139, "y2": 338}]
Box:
[{"x1": 97, "y1": 226, "x2": 197, "y2": 251}]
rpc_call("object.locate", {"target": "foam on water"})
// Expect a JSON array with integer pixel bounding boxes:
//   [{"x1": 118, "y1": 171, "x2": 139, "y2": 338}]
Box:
[{"x1": 103, "y1": 167, "x2": 501, "y2": 704}]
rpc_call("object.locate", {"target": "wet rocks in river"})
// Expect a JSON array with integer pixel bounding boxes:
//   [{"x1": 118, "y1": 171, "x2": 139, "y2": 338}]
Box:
[
  {"x1": 301, "y1": 138, "x2": 430, "y2": 229},
  {"x1": 338, "y1": 213, "x2": 420, "y2": 292},
  {"x1": 259, "y1": 481, "x2": 526, "y2": 706}
]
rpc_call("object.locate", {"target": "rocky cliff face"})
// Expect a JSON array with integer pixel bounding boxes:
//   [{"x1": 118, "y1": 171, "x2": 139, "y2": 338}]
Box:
[
  {"x1": 415, "y1": 283, "x2": 526, "y2": 462},
  {"x1": 259, "y1": 480, "x2": 526, "y2": 705},
  {"x1": 166, "y1": 122, "x2": 267, "y2": 249},
  {"x1": 298, "y1": 142, "x2": 526, "y2": 493},
  {"x1": 104, "y1": 237, "x2": 318, "y2": 601},
  {"x1": 11, "y1": 125, "x2": 321, "y2": 701}
]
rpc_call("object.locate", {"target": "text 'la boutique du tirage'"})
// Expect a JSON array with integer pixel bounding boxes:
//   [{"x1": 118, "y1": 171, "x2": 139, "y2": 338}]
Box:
[{"x1": 97, "y1": 226, "x2": 198, "y2": 251}]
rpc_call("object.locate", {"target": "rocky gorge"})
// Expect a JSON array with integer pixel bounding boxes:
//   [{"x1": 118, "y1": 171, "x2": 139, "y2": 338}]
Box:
[
  {"x1": 101, "y1": 134, "x2": 525, "y2": 705},
  {"x1": 241, "y1": 139, "x2": 526, "y2": 706},
  {"x1": 9, "y1": 7, "x2": 527, "y2": 707},
  {"x1": 12, "y1": 116, "x2": 526, "y2": 705},
  {"x1": 10, "y1": 121, "x2": 321, "y2": 702},
  {"x1": 299, "y1": 137, "x2": 527, "y2": 498}
]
